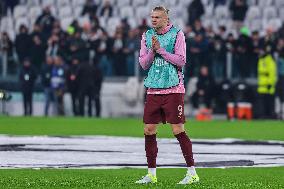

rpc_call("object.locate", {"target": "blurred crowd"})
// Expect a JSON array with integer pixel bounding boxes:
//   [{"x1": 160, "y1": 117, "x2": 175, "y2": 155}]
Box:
[{"x1": 0, "y1": 0, "x2": 283, "y2": 118}]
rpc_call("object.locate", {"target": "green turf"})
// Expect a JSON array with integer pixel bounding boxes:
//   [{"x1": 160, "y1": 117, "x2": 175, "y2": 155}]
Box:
[
  {"x1": 0, "y1": 167, "x2": 283, "y2": 189},
  {"x1": 0, "y1": 117, "x2": 283, "y2": 140}
]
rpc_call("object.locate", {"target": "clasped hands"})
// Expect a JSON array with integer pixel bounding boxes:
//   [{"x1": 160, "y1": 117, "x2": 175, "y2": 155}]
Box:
[{"x1": 152, "y1": 36, "x2": 160, "y2": 52}]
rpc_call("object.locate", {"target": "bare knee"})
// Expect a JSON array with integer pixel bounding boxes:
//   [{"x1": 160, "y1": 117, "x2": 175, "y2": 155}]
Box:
[
  {"x1": 171, "y1": 124, "x2": 185, "y2": 135},
  {"x1": 144, "y1": 124, "x2": 157, "y2": 135}
]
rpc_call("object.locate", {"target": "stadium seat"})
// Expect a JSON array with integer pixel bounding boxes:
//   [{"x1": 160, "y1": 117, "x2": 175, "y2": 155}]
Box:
[
  {"x1": 263, "y1": 6, "x2": 277, "y2": 19},
  {"x1": 135, "y1": 6, "x2": 151, "y2": 20},
  {"x1": 214, "y1": 5, "x2": 229, "y2": 19},
  {"x1": 13, "y1": 5, "x2": 28, "y2": 18},
  {"x1": 258, "y1": 0, "x2": 273, "y2": 7},
  {"x1": 168, "y1": 6, "x2": 184, "y2": 19},
  {"x1": 246, "y1": 6, "x2": 261, "y2": 20},
  {"x1": 116, "y1": 0, "x2": 131, "y2": 7},
  {"x1": 42, "y1": 0, "x2": 55, "y2": 7},
  {"x1": 27, "y1": 0, "x2": 41, "y2": 7},
  {"x1": 74, "y1": 6, "x2": 83, "y2": 17},
  {"x1": 49, "y1": 6, "x2": 58, "y2": 17},
  {"x1": 164, "y1": 0, "x2": 178, "y2": 7},
  {"x1": 61, "y1": 17, "x2": 74, "y2": 31},
  {"x1": 15, "y1": 17, "x2": 29, "y2": 33},
  {"x1": 57, "y1": 0, "x2": 71, "y2": 7},
  {"x1": 275, "y1": 0, "x2": 284, "y2": 7},
  {"x1": 279, "y1": 8, "x2": 284, "y2": 21},
  {"x1": 172, "y1": 18, "x2": 185, "y2": 30},
  {"x1": 247, "y1": 0, "x2": 257, "y2": 6},
  {"x1": 267, "y1": 18, "x2": 282, "y2": 30},
  {"x1": 107, "y1": 17, "x2": 120, "y2": 31},
  {"x1": 0, "y1": 16, "x2": 14, "y2": 32},
  {"x1": 132, "y1": 0, "x2": 147, "y2": 7},
  {"x1": 71, "y1": 0, "x2": 86, "y2": 7},
  {"x1": 178, "y1": 0, "x2": 192, "y2": 7},
  {"x1": 249, "y1": 19, "x2": 263, "y2": 31},
  {"x1": 119, "y1": 6, "x2": 134, "y2": 19},
  {"x1": 58, "y1": 6, "x2": 73, "y2": 19},
  {"x1": 77, "y1": 16, "x2": 91, "y2": 27},
  {"x1": 29, "y1": 6, "x2": 42, "y2": 19},
  {"x1": 147, "y1": 0, "x2": 163, "y2": 8},
  {"x1": 127, "y1": 17, "x2": 138, "y2": 28},
  {"x1": 203, "y1": 4, "x2": 214, "y2": 18},
  {"x1": 98, "y1": 17, "x2": 107, "y2": 28}
]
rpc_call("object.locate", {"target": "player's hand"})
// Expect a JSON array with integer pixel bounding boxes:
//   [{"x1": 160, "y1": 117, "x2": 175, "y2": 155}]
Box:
[{"x1": 152, "y1": 36, "x2": 160, "y2": 51}]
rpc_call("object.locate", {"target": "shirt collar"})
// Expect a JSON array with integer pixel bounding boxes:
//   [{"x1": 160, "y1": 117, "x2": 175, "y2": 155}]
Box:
[{"x1": 156, "y1": 23, "x2": 173, "y2": 35}]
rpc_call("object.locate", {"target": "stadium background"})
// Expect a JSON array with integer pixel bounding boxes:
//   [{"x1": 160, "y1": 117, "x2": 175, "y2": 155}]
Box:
[{"x1": 0, "y1": 0, "x2": 283, "y2": 188}]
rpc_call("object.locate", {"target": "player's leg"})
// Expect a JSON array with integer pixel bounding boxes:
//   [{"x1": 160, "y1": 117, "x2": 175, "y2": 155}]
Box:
[
  {"x1": 136, "y1": 94, "x2": 161, "y2": 184},
  {"x1": 163, "y1": 93, "x2": 199, "y2": 184},
  {"x1": 171, "y1": 124, "x2": 199, "y2": 184},
  {"x1": 135, "y1": 124, "x2": 158, "y2": 184}
]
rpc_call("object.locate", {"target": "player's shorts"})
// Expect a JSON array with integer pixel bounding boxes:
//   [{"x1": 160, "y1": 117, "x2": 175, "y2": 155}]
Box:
[{"x1": 143, "y1": 93, "x2": 185, "y2": 124}]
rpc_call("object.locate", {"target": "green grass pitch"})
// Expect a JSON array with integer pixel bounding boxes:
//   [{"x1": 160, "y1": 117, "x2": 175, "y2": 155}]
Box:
[
  {"x1": 0, "y1": 117, "x2": 283, "y2": 188},
  {"x1": 0, "y1": 117, "x2": 283, "y2": 140},
  {"x1": 0, "y1": 167, "x2": 283, "y2": 189}
]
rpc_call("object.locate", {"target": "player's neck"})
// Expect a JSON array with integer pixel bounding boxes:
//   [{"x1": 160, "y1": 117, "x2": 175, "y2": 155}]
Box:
[{"x1": 155, "y1": 24, "x2": 168, "y2": 34}]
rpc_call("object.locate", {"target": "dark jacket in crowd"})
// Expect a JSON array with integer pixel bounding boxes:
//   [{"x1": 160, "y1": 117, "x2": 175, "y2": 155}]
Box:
[
  {"x1": 187, "y1": 0, "x2": 205, "y2": 26},
  {"x1": 19, "y1": 64, "x2": 37, "y2": 91},
  {"x1": 15, "y1": 32, "x2": 32, "y2": 62},
  {"x1": 41, "y1": 63, "x2": 53, "y2": 88},
  {"x1": 229, "y1": 0, "x2": 248, "y2": 22}
]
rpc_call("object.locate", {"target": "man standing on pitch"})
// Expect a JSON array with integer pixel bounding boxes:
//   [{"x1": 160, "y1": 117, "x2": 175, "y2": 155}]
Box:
[{"x1": 135, "y1": 6, "x2": 199, "y2": 185}]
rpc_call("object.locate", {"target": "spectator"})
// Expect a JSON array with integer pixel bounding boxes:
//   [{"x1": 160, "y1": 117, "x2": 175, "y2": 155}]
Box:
[
  {"x1": 51, "y1": 56, "x2": 66, "y2": 115},
  {"x1": 187, "y1": 0, "x2": 205, "y2": 26},
  {"x1": 100, "y1": 0, "x2": 113, "y2": 18},
  {"x1": 251, "y1": 31, "x2": 261, "y2": 78},
  {"x1": 188, "y1": 32, "x2": 209, "y2": 76},
  {"x1": 91, "y1": 31, "x2": 113, "y2": 76},
  {"x1": 0, "y1": 32, "x2": 16, "y2": 74},
  {"x1": 234, "y1": 27, "x2": 252, "y2": 78},
  {"x1": 123, "y1": 29, "x2": 139, "y2": 75},
  {"x1": 35, "y1": 6, "x2": 56, "y2": 40},
  {"x1": 77, "y1": 61, "x2": 96, "y2": 117},
  {"x1": 229, "y1": 0, "x2": 248, "y2": 29},
  {"x1": 192, "y1": 19, "x2": 206, "y2": 36},
  {"x1": 30, "y1": 34, "x2": 46, "y2": 72},
  {"x1": 256, "y1": 51, "x2": 277, "y2": 119},
  {"x1": 93, "y1": 64, "x2": 103, "y2": 117},
  {"x1": 19, "y1": 58, "x2": 37, "y2": 116},
  {"x1": 214, "y1": 0, "x2": 226, "y2": 7},
  {"x1": 41, "y1": 56, "x2": 53, "y2": 116},
  {"x1": 15, "y1": 25, "x2": 32, "y2": 63},
  {"x1": 210, "y1": 35, "x2": 227, "y2": 79},
  {"x1": 191, "y1": 66, "x2": 215, "y2": 109},
  {"x1": 66, "y1": 30, "x2": 88, "y2": 62},
  {"x1": 111, "y1": 30, "x2": 126, "y2": 75},
  {"x1": 81, "y1": 0, "x2": 98, "y2": 18},
  {"x1": 66, "y1": 58, "x2": 80, "y2": 116}
]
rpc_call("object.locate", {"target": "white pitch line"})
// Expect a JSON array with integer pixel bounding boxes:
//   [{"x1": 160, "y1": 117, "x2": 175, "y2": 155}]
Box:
[{"x1": 0, "y1": 135, "x2": 283, "y2": 169}]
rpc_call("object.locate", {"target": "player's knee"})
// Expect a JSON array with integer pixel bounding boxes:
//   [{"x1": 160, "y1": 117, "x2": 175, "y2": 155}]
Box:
[
  {"x1": 172, "y1": 127, "x2": 184, "y2": 135},
  {"x1": 144, "y1": 127, "x2": 156, "y2": 135}
]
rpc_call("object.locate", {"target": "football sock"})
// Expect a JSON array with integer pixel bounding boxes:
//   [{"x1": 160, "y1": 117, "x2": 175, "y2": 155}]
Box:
[
  {"x1": 148, "y1": 168, "x2": 157, "y2": 176},
  {"x1": 145, "y1": 134, "x2": 158, "y2": 168},
  {"x1": 187, "y1": 166, "x2": 197, "y2": 176},
  {"x1": 175, "y1": 131, "x2": 194, "y2": 167}
]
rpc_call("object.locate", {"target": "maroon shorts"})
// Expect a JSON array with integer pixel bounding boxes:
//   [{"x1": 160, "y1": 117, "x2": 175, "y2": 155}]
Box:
[{"x1": 143, "y1": 93, "x2": 185, "y2": 124}]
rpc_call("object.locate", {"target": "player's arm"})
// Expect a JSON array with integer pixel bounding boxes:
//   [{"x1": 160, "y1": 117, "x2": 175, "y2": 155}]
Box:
[
  {"x1": 155, "y1": 31, "x2": 186, "y2": 67},
  {"x1": 139, "y1": 33, "x2": 155, "y2": 70}
]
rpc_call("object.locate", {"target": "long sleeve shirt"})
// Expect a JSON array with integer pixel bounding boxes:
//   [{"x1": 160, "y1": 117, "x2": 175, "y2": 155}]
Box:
[{"x1": 139, "y1": 24, "x2": 186, "y2": 94}]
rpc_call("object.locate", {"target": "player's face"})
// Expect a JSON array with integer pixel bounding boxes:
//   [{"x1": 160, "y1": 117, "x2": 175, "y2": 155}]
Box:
[{"x1": 151, "y1": 10, "x2": 168, "y2": 30}]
